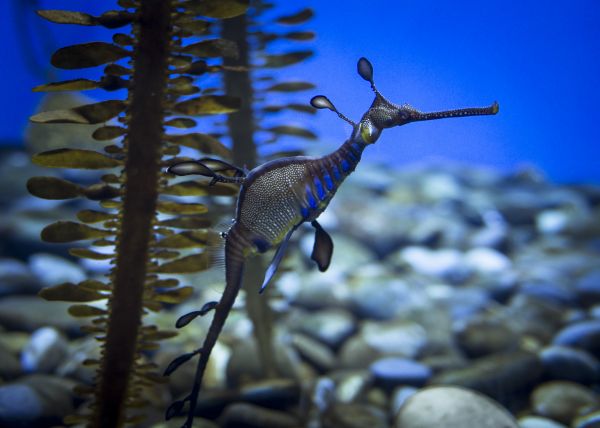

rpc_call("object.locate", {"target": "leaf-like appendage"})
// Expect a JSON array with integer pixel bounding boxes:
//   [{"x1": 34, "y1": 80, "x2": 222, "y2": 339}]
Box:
[
  {"x1": 68, "y1": 304, "x2": 108, "y2": 317},
  {"x1": 39, "y1": 282, "x2": 105, "y2": 302},
  {"x1": 151, "y1": 253, "x2": 210, "y2": 274},
  {"x1": 51, "y1": 42, "x2": 129, "y2": 69},
  {"x1": 37, "y1": 10, "x2": 95, "y2": 25},
  {"x1": 41, "y1": 221, "x2": 112, "y2": 243},
  {"x1": 156, "y1": 201, "x2": 208, "y2": 215},
  {"x1": 175, "y1": 18, "x2": 210, "y2": 35},
  {"x1": 69, "y1": 248, "x2": 113, "y2": 260},
  {"x1": 33, "y1": 78, "x2": 101, "y2": 92},
  {"x1": 156, "y1": 231, "x2": 210, "y2": 249},
  {"x1": 173, "y1": 95, "x2": 240, "y2": 115},
  {"x1": 165, "y1": 133, "x2": 230, "y2": 157},
  {"x1": 266, "y1": 81, "x2": 315, "y2": 92},
  {"x1": 83, "y1": 184, "x2": 121, "y2": 200},
  {"x1": 76, "y1": 210, "x2": 115, "y2": 224},
  {"x1": 152, "y1": 287, "x2": 194, "y2": 304},
  {"x1": 175, "y1": 311, "x2": 203, "y2": 328},
  {"x1": 27, "y1": 176, "x2": 82, "y2": 199},
  {"x1": 283, "y1": 31, "x2": 315, "y2": 41},
  {"x1": 165, "y1": 117, "x2": 197, "y2": 129},
  {"x1": 32, "y1": 148, "x2": 121, "y2": 169},
  {"x1": 30, "y1": 100, "x2": 126, "y2": 124},
  {"x1": 357, "y1": 57, "x2": 374, "y2": 83},
  {"x1": 185, "y1": 0, "x2": 250, "y2": 19},
  {"x1": 161, "y1": 181, "x2": 238, "y2": 197},
  {"x1": 92, "y1": 126, "x2": 127, "y2": 140},
  {"x1": 262, "y1": 51, "x2": 313, "y2": 68},
  {"x1": 263, "y1": 104, "x2": 316, "y2": 114},
  {"x1": 96, "y1": 10, "x2": 134, "y2": 29},
  {"x1": 158, "y1": 217, "x2": 212, "y2": 229},
  {"x1": 147, "y1": 278, "x2": 180, "y2": 288},
  {"x1": 163, "y1": 351, "x2": 197, "y2": 376},
  {"x1": 182, "y1": 39, "x2": 239, "y2": 58},
  {"x1": 165, "y1": 399, "x2": 185, "y2": 420},
  {"x1": 276, "y1": 8, "x2": 314, "y2": 24},
  {"x1": 267, "y1": 125, "x2": 317, "y2": 140}
]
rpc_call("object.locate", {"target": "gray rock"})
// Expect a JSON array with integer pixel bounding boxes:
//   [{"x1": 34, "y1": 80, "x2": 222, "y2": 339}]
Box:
[
  {"x1": 0, "y1": 296, "x2": 83, "y2": 335},
  {"x1": 337, "y1": 335, "x2": 383, "y2": 369},
  {"x1": 431, "y1": 351, "x2": 542, "y2": 405},
  {"x1": 0, "y1": 258, "x2": 39, "y2": 296},
  {"x1": 393, "y1": 246, "x2": 470, "y2": 283},
  {"x1": 395, "y1": 386, "x2": 518, "y2": 428},
  {"x1": 572, "y1": 409, "x2": 600, "y2": 428},
  {"x1": 297, "y1": 308, "x2": 355, "y2": 349},
  {"x1": 0, "y1": 342, "x2": 22, "y2": 380},
  {"x1": 553, "y1": 320, "x2": 600, "y2": 358},
  {"x1": 576, "y1": 269, "x2": 600, "y2": 306},
  {"x1": 518, "y1": 416, "x2": 567, "y2": 428},
  {"x1": 0, "y1": 374, "x2": 76, "y2": 428},
  {"x1": 370, "y1": 357, "x2": 431, "y2": 389},
  {"x1": 390, "y1": 386, "x2": 418, "y2": 417},
  {"x1": 540, "y1": 346, "x2": 599, "y2": 384},
  {"x1": 362, "y1": 320, "x2": 428, "y2": 358},
  {"x1": 291, "y1": 333, "x2": 336, "y2": 372},
  {"x1": 219, "y1": 402, "x2": 300, "y2": 428},
  {"x1": 333, "y1": 370, "x2": 371, "y2": 403},
  {"x1": 349, "y1": 277, "x2": 414, "y2": 320},
  {"x1": 455, "y1": 317, "x2": 519, "y2": 358},
  {"x1": 29, "y1": 253, "x2": 86, "y2": 288},
  {"x1": 323, "y1": 402, "x2": 388, "y2": 428},
  {"x1": 531, "y1": 381, "x2": 599, "y2": 425},
  {"x1": 463, "y1": 247, "x2": 512, "y2": 275},
  {"x1": 520, "y1": 282, "x2": 577, "y2": 307},
  {"x1": 21, "y1": 327, "x2": 69, "y2": 373}
]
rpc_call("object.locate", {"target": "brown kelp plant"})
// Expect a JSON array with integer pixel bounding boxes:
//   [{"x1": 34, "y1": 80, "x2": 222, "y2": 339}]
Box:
[{"x1": 26, "y1": 0, "x2": 316, "y2": 426}]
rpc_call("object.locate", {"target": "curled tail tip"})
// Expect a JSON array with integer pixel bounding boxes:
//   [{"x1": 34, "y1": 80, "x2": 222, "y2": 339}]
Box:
[{"x1": 491, "y1": 101, "x2": 499, "y2": 114}]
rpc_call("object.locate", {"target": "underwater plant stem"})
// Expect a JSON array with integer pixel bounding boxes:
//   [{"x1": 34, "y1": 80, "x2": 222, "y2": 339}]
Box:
[
  {"x1": 223, "y1": 13, "x2": 278, "y2": 379},
  {"x1": 91, "y1": 1, "x2": 172, "y2": 426}
]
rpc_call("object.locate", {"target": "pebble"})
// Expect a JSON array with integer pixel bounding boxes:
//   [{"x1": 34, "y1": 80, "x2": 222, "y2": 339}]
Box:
[
  {"x1": 349, "y1": 277, "x2": 414, "y2": 320},
  {"x1": 540, "y1": 346, "x2": 599, "y2": 384},
  {"x1": 21, "y1": 327, "x2": 69, "y2": 374},
  {"x1": 553, "y1": 320, "x2": 600, "y2": 358},
  {"x1": 28, "y1": 253, "x2": 86, "y2": 288},
  {"x1": 296, "y1": 308, "x2": 355, "y2": 349},
  {"x1": 575, "y1": 269, "x2": 600, "y2": 306},
  {"x1": 518, "y1": 416, "x2": 567, "y2": 428},
  {"x1": 337, "y1": 335, "x2": 383, "y2": 369},
  {"x1": 291, "y1": 333, "x2": 336, "y2": 372},
  {"x1": 463, "y1": 247, "x2": 512, "y2": 275},
  {"x1": 395, "y1": 386, "x2": 519, "y2": 428},
  {"x1": 0, "y1": 341, "x2": 22, "y2": 380},
  {"x1": 322, "y1": 402, "x2": 388, "y2": 428},
  {"x1": 370, "y1": 357, "x2": 431, "y2": 389},
  {"x1": 531, "y1": 381, "x2": 599, "y2": 424},
  {"x1": 394, "y1": 246, "x2": 470, "y2": 282},
  {"x1": 219, "y1": 402, "x2": 300, "y2": 428},
  {"x1": 454, "y1": 317, "x2": 519, "y2": 358},
  {"x1": 0, "y1": 296, "x2": 82, "y2": 335},
  {"x1": 361, "y1": 319, "x2": 428, "y2": 358},
  {"x1": 0, "y1": 258, "x2": 39, "y2": 296},
  {"x1": 572, "y1": 409, "x2": 600, "y2": 428}
]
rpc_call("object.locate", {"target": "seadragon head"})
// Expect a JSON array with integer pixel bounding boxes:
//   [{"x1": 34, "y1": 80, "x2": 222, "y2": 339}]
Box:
[{"x1": 311, "y1": 57, "x2": 499, "y2": 145}]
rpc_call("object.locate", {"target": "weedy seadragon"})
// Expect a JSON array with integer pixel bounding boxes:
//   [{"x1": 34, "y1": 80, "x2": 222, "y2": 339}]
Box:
[{"x1": 164, "y1": 57, "x2": 499, "y2": 427}]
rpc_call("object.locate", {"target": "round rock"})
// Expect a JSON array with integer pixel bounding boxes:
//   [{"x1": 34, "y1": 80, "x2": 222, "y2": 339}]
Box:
[
  {"x1": 540, "y1": 345, "x2": 598, "y2": 384},
  {"x1": 553, "y1": 320, "x2": 600, "y2": 357},
  {"x1": 394, "y1": 386, "x2": 518, "y2": 428},
  {"x1": 531, "y1": 381, "x2": 598, "y2": 425},
  {"x1": 518, "y1": 416, "x2": 567, "y2": 428},
  {"x1": 370, "y1": 357, "x2": 432, "y2": 389}
]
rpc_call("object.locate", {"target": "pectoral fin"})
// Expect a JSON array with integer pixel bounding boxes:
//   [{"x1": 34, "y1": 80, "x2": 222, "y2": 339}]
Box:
[
  {"x1": 311, "y1": 220, "x2": 333, "y2": 272},
  {"x1": 259, "y1": 228, "x2": 295, "y2": 294}
]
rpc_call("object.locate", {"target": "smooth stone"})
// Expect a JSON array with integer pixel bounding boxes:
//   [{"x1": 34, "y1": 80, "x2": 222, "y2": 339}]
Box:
[
  {"x1": 536, "y1": 209, "x2": 571, "y2": 234},
  {"x1": 219, "y1": 403, "x2": 300, "y2": 428},
  {"x1": 323, "y1": 403, "x2": 388, "y2": 428},
  {"x1": 553, "y1": 320, "x2": 600, "y2": 357},
  {"x1": 395, "y1": 246, "x2": 470, "y2": 283},
  {"x1": 239, "y1": 378, "x2": 300, "y2": 408},
  {"x1": 507, "y1": 294, "x2": 564, "y2": 343},
  {"x1": 0, "y1": 258, "x2": 39, "y2": 296},
  {"x1": 0, "y1": 296, "x2": 83, "y2": 335},
  {"x1": 21, "y1": 327, "x2": 69, "y2": 373},
  {"x1": 520, "y1": 282, "x2": 577, "y2": 307},
  {"x1": 370, "y1": 357, "x2": 432, "y2": 389},
  {"x1": 446, "y1": 287, "x2": 493, "y2": 321},
  {"x1": 337, "y1": 335, "x2": 383, "y2": 369},
  {"x1": 572, "y1": 409, "x2": 600, "y2": 428},
  {"x1": 0, "y1": 374, "x2": 76, "y2": 428},
  {"x1": 463, "y1": 247, "x2": 512, "y2": 275},
  {"x1": 333, "y1": 370, "x2": 371, "y2": 403},
  {"x1": 531, "y1": 381, "x2": 599, "y2": 425},
  {"x1": 361, "y1": 320, "x2": 428, "y2": 358},
  {"x1": 390, "y1": 386, "x2": 418, "y2": 416},
  {"x1": 29, "y1": 253, "x2": 86, "y2": 288},
  {"x1": 540, "y1": 346, "x2": 599, "y2": 384},
  {"x1": 0, "y1": 341, "x2": 22, "y2": 380},
  {"x1": 395, "y1": 386, "x2": 518, "y2": 428},
  {"x1": 455, "y1": 318, "x2": 518, "y2": 358},
  {"x1": 297, "y1": 308, "x2": 355, "y2": 349},
  {"x1": 349, "y1": 277, "x2": 414, "y2": 320},
  {"x1": 518, "y1": 416, "x2": 567, "y2": 428},
  {"x1": 430, "y1": 351, "x2": 542, "y2": 405},
  {"x1": 576, "y1": 269, "x2": 600, "y2": 306},
  {"x1": 291, "y1": 333, "x2": 336, "y2": 372}
]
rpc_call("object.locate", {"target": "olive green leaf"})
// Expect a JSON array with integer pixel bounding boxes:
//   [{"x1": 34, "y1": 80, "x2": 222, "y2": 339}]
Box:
[
  {"x1": 263, "y1": 104, "x2": 316, "y2": 114},
  {"x1": 51, "y1": 42, "x2": 129, "y2": 69},
  {"x1": 33, "y1": 78, "x2": 101, "y2": 92},
  {"x1": 151, "y1": 253, "x2": 210, "y2": 274},
  {"x1": 283, "y1": 31, "x2": 316, "y2": 41},
  {"x1": 151, "y1": 287, "x2": 194, "y2": 304},
  {"x1": 275, "y1": 8, "x2": 314, "y2": 24},
  {"x1": 182, "y1": 39, "x2": 238, "y2": 58},
  {"x1": 92, "y1": 126, "x2": 127, "y2": 141},
  {"x1": 266, "y1": 81, "x2": 315, "y2": 92},
  {"x1": 68, "y1": 304, "x2": 108, "y2": 317},
  {"x1": 41, "y1": 221, "x2": 113, "y2": 243},
  {"x1": 174, "y1": 18, "x2": 210, "y2": 35},
  {"x1": 156, "y1": 231, "x2": 211, "y2": 249},
  {"x1": 165, "y1": 133, "x2": 230, "y2": 157},
  {"x1": 158, "y1": 216, "x2": 212, "y2": 229},
  {"x1": 69, "y1": 248, "x2": 114, "y2": 260},
  {"x1": 37, "y1": 10, "x2": 95, "y2": 26},
  {"x1": 165, "y1": 117, "x2": 197, "y2": 128},
  {"x1": 30, "y1": 100, "x2": 126, "y2": 124},
  {"x1": 26, "y1": 176, "x2": 83, "y2": 199},
  {"x1": 76, "y1": 209, "x2": 115, "y2": 224},
  {"x1": 32, "y1": 148, "x2": 121, "y2": 169},
  {"x1": 267, "y1": 125, "x2": 317, "y2": 139},
  {"x1": 262, "y1": 50, "x2": 313, "y2": 68},
  {"x1": 184, "y1": 0, "x2": 250, "y2": 19},
  {"x1": 173, "y1": 95, "x2": 240, "y2": 115},
  {"x1": 156, "y1": 201, "x2": 208, "y2": 215},
  {"x1": 39, "y1": 283, "x2": 105, "y2": 302},
  {"x1": 161, "y1": 181, "x2": 238, "y2": 197}
]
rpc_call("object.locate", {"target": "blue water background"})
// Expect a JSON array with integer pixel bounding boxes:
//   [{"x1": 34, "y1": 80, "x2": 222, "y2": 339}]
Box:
[{"x1": 1, "y1": 0, "x2": 599, "y2": 183}]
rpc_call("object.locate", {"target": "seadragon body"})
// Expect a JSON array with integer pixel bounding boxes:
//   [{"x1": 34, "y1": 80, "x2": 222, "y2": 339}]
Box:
[{"x1": 165, "y1": 58, "x2": 499, "y2": 427}]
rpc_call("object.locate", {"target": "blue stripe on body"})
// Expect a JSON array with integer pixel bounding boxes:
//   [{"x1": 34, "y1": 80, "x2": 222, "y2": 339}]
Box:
[
  {"x1": 341, "y1": 159, "x2": 351, "y2": 172},
  {"x1": 306, "y1": 185, "x2": 318, "y2": 209},
  {"x1": 314, "y1": 177, "x2": 325, "y2": 200},
  {"x1": 323, "y1": 170, "x2": 334, "y2": 191},
  {"x1": 300, "y1": 206, "x2": 310, "y2": 218},
  {"x1": 332, "y1": 163, "x2": 341, "y2": 181}
]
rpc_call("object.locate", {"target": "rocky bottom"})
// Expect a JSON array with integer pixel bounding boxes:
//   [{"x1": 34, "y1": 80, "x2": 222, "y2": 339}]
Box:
[{"x1": 1, "y1": 154, "x2": 599, "y2": 427}]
